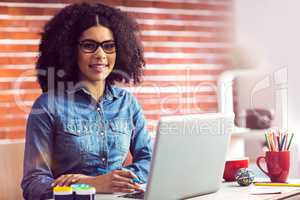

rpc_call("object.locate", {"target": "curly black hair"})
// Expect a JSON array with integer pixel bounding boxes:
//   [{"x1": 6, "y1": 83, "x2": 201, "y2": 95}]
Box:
[{"x1": 36, "y1": 2, "x2": 145, "y2": 92}]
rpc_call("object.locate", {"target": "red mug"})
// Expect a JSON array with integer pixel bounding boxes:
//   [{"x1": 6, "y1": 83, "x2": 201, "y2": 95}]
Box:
[
  {"x1": 223, "y1": 158, "x2": 249, "y2": 182},
  {"x1": 256, "y1": 151, "x2": 290, "y2": 183}
]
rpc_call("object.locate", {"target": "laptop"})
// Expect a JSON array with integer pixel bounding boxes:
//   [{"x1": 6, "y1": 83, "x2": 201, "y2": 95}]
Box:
[{"x1": 113, "y1": 113, "x2": 234, "y2": 200}]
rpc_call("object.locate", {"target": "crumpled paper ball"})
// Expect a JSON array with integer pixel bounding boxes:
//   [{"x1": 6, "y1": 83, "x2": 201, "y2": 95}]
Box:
[{"x1": 235, "y1": 168, "x2": 255, "y2": 186}]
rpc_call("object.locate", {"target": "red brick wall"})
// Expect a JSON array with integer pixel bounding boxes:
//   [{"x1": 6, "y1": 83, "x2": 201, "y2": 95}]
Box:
[{"x1": 0, "y1": 0, "x2": 233, "y2": 139}]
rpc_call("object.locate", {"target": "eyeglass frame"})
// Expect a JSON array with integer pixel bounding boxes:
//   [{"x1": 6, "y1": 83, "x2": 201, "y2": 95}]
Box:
[{"x1": 78, "y1": 39, "x2": 116, "y2": 54}]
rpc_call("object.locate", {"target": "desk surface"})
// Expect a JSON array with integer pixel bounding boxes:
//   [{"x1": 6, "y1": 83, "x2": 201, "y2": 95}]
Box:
[
  {"x1": 191, "y1": 182, "x2": 300, "y2": 200},
  {"x1": 95, "y1": 182, "x2": 300, "y2": 200}
]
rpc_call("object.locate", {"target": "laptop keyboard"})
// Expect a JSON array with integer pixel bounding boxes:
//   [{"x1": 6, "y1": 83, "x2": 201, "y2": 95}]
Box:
[{"x1": 118, "y1": 191, "x2": 145, "y2": 199}]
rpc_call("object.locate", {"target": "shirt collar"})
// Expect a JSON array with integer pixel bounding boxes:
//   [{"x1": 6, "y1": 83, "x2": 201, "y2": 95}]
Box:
[
  {"x1": 66, "y1": 83, "x2": 120, "y2": 100},
  {"x1": 105, "y1": 84, "x2": 120, "y2": 100}
]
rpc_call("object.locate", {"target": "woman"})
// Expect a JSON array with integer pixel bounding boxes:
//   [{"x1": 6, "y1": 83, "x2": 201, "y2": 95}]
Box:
[{"x1": 21, "y1": 2, "x2": 152, "y2": 200}]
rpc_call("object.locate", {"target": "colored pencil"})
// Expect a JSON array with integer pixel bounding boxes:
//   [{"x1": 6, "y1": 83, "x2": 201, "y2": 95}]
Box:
[
  {"x1": 287, "y1": 133, "x2": 294, "y2": 150},
  {"x1": 264, "y1": 133, "x2": 271, "y2": 150},
  {"x1": 276, "y1": 136, "x2": 280, "y2": 151},
  {"x1": 280, "y1": 135, "x2": 286, "y2": 151},
  {"x1": 284, "y1": 133, "x2": 288, "y2": 151},
  {"x1": 264, "y1": 130, "x2": 293, "y2": 152},
  {"x1": 254, "y1": 182, "x2": 300, "y2": 187}
]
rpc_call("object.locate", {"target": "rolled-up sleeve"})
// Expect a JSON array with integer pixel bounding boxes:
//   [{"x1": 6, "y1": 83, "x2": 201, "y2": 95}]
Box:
[
  {"x1": 123, "y1": 97, "x2": 153, "y2": 183},
  {"x1": 21, "y1": 94, "x2": 55, "y2": 200}
]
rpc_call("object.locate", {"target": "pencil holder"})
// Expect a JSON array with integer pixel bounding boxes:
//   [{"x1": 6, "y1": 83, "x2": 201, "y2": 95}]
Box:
[{"x1": 256, "y1": 151, "x2": 290, "y2": 183}]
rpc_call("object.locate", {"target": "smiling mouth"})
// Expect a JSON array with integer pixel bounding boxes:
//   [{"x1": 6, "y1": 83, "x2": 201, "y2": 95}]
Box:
[{"x1": 89, "y1": 64, "x2": 108, "y2": 72}]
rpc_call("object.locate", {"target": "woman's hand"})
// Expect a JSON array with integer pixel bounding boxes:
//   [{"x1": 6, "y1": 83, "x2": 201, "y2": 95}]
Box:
[
  {"x1": 94, "y1": 170, "x2": 140, "y2": 193},
  {"x1": 51, "y1": 170, "x2": 141, "y2": 193},
  {"x1": 51, "y1": 174, "x2": 91, "y2": 187}
]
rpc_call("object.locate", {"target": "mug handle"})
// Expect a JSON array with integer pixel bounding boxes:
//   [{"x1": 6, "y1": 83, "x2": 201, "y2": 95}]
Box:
[{"x1": 256, "y1": 156, "x2": 269, "y2": 176}]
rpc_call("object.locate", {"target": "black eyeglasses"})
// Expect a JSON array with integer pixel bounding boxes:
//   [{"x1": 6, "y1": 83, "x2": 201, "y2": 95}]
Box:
[{"x1": 78, "y1": 39, "x2": 116, "y2": 54}]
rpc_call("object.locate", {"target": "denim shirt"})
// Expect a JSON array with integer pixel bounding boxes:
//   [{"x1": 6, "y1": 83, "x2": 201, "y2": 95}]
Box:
[{"x1": 21, "y1": 84, "x2": 153, "y2": 200}]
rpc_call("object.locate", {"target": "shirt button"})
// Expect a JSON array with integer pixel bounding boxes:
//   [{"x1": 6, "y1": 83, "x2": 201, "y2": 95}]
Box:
[
  {"x1": 97, "y1": 107, "x2": 101, "y2": 111},
  {"x1": 101, "y1": 157, "x2": 106, "y2": 162},
  {"x1": 100, "y1": 132, "x2": 104, "y2": 136}
]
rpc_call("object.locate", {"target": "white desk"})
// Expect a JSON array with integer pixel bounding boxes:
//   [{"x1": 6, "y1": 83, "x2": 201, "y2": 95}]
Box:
[
  {"x1": 190, "y1": 182, "x2": 300, "y2": 200},
  {"x1": 94, "y1": 182, "x2": 300, "y2": 200}
]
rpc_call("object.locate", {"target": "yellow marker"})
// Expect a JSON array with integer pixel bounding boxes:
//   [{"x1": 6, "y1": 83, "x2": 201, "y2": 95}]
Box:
[
  {"x1": 53, "y1": 186, "x2": 73, "y2": 192},
  {"x1": 254, "y1": 182, "x2": 300, "y2": 187}
]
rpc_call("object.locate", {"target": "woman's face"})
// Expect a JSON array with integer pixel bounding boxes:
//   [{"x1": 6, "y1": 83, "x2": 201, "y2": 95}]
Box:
[{"x1": 77, "y1": 25, "x2": 116, "y2": 84}]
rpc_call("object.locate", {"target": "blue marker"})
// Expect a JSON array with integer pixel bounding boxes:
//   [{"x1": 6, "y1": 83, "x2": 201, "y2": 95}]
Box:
[
  {"x1": 118, "y1": 167, "x2": 142, "y2": 184},
  {"x1": 132, "y1": 178, "x2": 142, "y2": 184}
]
